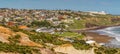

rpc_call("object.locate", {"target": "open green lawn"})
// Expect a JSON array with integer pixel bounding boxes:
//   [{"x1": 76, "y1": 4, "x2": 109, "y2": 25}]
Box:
[
  {"x1": 54, "y1": 32, "x2": 84, "y2": 39},
  {"x1": 69, "y1": 19, "x2": 86, "y2": 29}
]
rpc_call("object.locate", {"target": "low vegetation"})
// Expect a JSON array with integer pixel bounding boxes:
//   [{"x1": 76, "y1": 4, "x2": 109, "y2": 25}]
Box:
[
  {"x1": 0, "y1": 13, "x2": 120, "y2": 54},
  {"x1": 8, "y1": 34, "x2": 21, "y2": 44},
  {"x1": 19, "y1": 30, "x2": 68, "y2": 45},
  {"x1": 69, "y1": 19, "x2": 85, "y2": 29},
  {"x1": 69, "y1": 15, "x2": 120, "y2": 29},
  {"x1": 72, "y1": 40, "x2": 92, "y2": 50},
  {"x1": 0, "y1": 42, "x2": 41, "y2": 54},
  {"x1": 19, "y1": 29, "x2": 91, "y2": 50},
  {"x1": 55, "y1": 32, "x2": 84, "y2": 38},
  {"x1": 95, "y1": 47, "x2": 120, "y2": 54}
]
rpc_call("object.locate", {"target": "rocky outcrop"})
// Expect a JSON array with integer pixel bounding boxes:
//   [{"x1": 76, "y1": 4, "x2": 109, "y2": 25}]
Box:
[
  {"x1": 0, "y1": 26, "x2": 15, "y2": 43},
  {"x1": 0, "y1": 33, "x2": 10, "y2": 43},
  {"x1": 40, "y1": 48, "x2": 55, "y2": 54},
  {"x1": 54, "y1": 44, "x2": 95, "y2": 54},
  {"x1": 0, "y1": 26, "x2": 15, "y2": 36}
]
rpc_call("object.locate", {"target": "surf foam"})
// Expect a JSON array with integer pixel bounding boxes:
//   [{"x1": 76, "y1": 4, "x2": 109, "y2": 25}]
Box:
[{"x1": 90, "y1": 26, "x2": 120, "y2": 47}]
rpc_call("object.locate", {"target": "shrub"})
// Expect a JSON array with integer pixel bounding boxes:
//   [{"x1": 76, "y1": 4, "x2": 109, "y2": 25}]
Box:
[
  {"x1": 0, "y1": 42, "x2": 41, "y2": 54},
  {"x1": 72, "y1": 40, "x2": 92, "y2": 50}
]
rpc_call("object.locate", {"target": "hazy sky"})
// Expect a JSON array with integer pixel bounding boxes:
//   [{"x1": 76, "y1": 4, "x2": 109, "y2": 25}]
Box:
[{"x1": 0, "y1": 0, "x2": 120, "y2": 14}]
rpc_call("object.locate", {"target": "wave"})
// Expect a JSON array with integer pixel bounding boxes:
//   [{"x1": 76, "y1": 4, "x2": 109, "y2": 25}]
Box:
[
  {"x1": 91, "y1": 26, "x2": 120, "y2": 42},
  {"x1": 91, "y1": 26, "x2": 120, "y2": 47}
]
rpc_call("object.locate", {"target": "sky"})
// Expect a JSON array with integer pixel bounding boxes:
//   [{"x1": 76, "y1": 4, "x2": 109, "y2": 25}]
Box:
[{"x1": 0, "y1": 0, "x2": 120, "y2": 15}]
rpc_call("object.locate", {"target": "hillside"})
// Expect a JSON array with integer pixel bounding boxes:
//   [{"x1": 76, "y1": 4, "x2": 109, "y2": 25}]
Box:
[
  {"x1": 0, "y1": 26, "x2": 93, "y2": 54},
  {"x1": 0, "y1": 9, "x2": 120, "y2": 54}
]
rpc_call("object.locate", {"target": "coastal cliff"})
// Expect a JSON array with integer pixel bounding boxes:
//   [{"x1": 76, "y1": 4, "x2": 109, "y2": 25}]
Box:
[{"x1": 54, "y1": 44, "x2": 95, "y2": 54}]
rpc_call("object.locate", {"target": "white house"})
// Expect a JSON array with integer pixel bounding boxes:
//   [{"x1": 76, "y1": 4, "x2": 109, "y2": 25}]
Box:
[
  {"x1": 87, "y1": 11, "x2": 107, "y2": 15},
  {"x1": 86, "y1": 40, "x2": 96, "y2": 44},
  {"x1": 36, "y1": 27, "x2": 55, "y2": 34}
]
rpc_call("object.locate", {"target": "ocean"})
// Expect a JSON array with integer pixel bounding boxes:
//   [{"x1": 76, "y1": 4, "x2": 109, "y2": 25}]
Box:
[{"x1": 91, "y1": 26, "x2": 120, "y2": 48}]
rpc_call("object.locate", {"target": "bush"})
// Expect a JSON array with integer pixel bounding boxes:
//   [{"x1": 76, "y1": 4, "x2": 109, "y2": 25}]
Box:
[
  {"x1": 0, "y1": 42, "x2": 41, "y2": 54},
  {"x1": 104, "y1": 49, "x2": 118, "y2": 54},
  {"x1": 31, "y1": 20, "x2": 52, "y2": 27},
  {"x1": 72, "y1": 40, "x2": 92, "y2": 50},
  {"x1": 8, "y1": 34, "x2": 21, "y2": 44},
  {"x1": 95, "y1": 47, "x2": 118, "y2": 54},
  {"x1": 21, "y1": 30, "x2": 67, "y2": 45}
]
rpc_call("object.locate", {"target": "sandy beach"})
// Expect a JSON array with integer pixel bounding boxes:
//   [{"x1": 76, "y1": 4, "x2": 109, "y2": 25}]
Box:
[
  {"x1": 72, "y1": 26, "x2": 119, "y2": 43},
  {"x1": 84, "y1": 32, "x2": 114, "y2": 43}
]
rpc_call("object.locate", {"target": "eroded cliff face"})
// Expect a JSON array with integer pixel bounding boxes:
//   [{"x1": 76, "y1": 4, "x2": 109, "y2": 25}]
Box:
[
  {"x1": 0, "y1": 26, "x2": 42, "y2": 47},
  {"x1": 0, "y1": 26, "x2": 95, "y2": 54},
  {"x1": 0, "y1": 52, "x2": 19, "y2": 54},
  {"x1": 16, "y1": 32, "x2": 43, "y2": 47},
  {"x1": 40, "y1": 48, "x2": 55, "y2": 54},
  {"x1": 54, "y1": 44, "x2": 95, "y2": 54},
  {"x1": 0, "y1": 26, "x2": 15, "y2": 43}
]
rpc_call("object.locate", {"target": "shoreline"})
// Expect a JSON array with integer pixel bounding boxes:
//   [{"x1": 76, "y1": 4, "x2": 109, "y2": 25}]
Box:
[
  {"x1": 72, "y1": 23, "x2": 120, "y2": 33},
  {"x1": 72, "y1": 25, "x2": 120, "y2": 44},
  {"x1": 83, "y1": 32, "x2": 114, "y2": 43}
]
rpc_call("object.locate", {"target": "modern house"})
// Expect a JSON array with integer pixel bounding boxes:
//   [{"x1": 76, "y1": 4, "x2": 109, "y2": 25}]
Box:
[
  {"x1": 87, "y1": 11, "x2": 107, "y2": 15},
  {"x1": 36, "y1": 27, "x2": 55, "y2": 34}
]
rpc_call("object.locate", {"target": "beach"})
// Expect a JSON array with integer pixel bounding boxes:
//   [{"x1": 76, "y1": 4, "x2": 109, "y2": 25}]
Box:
[
  {"x1": 83, "y1": 32, "x2": 114, "y2": 43},
  {"x1": 72, "y1": 26, "x2": 119, "y2": 43}
]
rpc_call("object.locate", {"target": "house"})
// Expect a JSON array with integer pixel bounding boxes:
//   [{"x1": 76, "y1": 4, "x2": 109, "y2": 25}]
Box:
[
  {"x1": 7, "y1": 21, "x2": 15, "y2": 26},
  {"x1": 86, "y1": 40, "x2": 103, "y2": 47},
  {"x1": 59, "y1": 37, "x2": 74, "y2": 43},
  {"x1": 53, "y1": 21, "x2": 61, "y2": 26},
  {"x1": 36, "y1": 27, "x2": 55, "y2": 34},
  {"x1": 75, "y1": 17, "x2": 81, "y2": 20},
  {"x1": 46, "y1": 18, "x2": 53, "y2": 21},
  {"x1": 5, "y1": 18, "x2": 10, "y2": 22},
  {"x1": 86, "y1": 40, "x2": 96, "y2": 44},
  {"x1": 87, "y1": 11, "x2": 107, "y2": 15},
  {"x1": 61, "y1": 19, "x2": 74, "y2": 23},
  {"x1": 58, "y1": 16, "x2": 65, "y2": 20},
  {"x1": 0, "y1": 16, "x2": 3, "y2": 21}
]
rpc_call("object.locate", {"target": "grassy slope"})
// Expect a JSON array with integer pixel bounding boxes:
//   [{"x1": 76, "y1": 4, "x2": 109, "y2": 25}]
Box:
[
  {"x1": 55, "y1": 32, "x2": 84, "y2": 39},
  {"x1": 69, "y1": 19, "x2": 86, "y2": 29},
  {"x1": 69, "y1": 15, "x2": 120, "y2": 29}
]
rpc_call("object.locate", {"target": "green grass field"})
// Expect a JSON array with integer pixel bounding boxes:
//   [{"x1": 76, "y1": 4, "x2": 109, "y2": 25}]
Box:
[{"x1": 54, "y1": 32, "x2": 84, "y2": 39}]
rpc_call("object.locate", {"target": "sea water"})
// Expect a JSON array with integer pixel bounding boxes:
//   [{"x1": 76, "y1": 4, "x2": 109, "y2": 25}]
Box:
[{"x1": 91, "y1": 26, "x2": 120, "y2": 48}]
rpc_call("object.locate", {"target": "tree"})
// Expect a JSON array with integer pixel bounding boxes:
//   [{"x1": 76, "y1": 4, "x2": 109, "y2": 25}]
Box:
[
  {"x1": 58, "y1": 22, "x2": 66, "y2": 33},
  {"x1": 31, "y1": 20, "x2": 52, "y2": 28}
]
